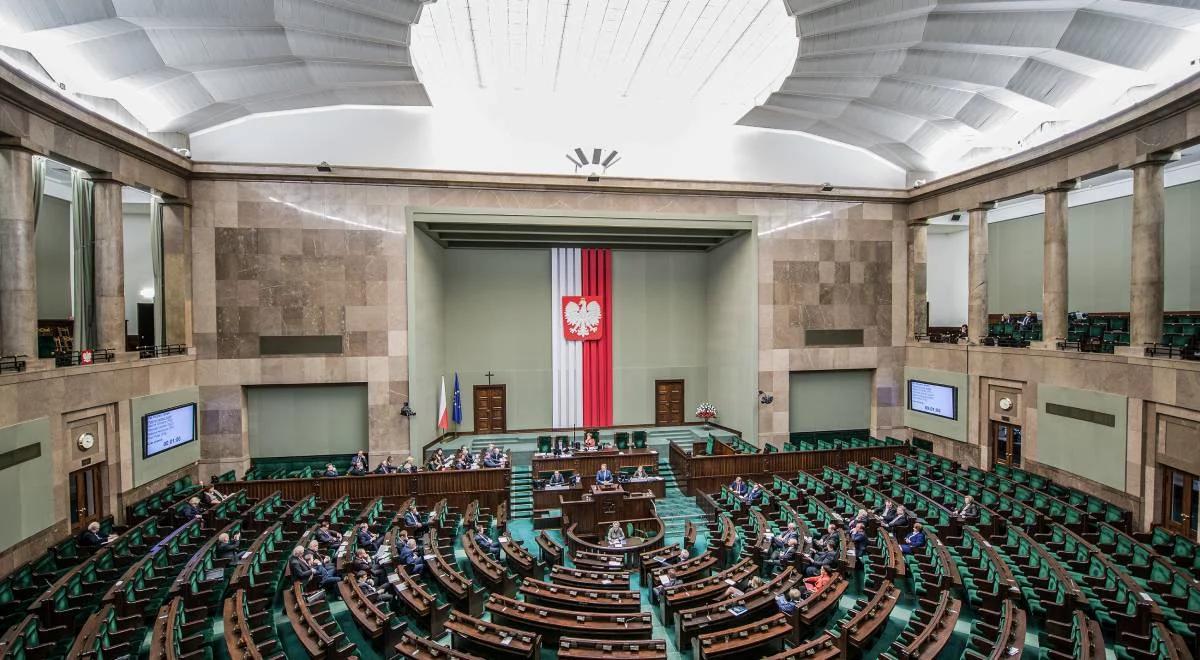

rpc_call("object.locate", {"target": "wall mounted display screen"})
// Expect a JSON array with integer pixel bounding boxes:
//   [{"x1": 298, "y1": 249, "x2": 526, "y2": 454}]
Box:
[
  {"x1": 143, "y1": 403, "x2": 197, "y2": 459},
  {"x1": 908, "y1": 380, "x2": 958, "y2": 420}
]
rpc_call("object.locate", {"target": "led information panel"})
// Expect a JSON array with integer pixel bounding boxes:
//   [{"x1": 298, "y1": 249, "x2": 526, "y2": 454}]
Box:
[
  {"x1": 143, "y1": 403, "x2": 197, "y2": 458},
  {"x1": 908, "y1": 380, "x2": 958, "y2": 420}
]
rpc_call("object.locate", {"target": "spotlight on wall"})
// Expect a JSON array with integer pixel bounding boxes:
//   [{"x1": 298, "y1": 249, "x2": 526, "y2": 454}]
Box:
[
  {"x1": 400, "y1": 402, "x2": 416, "y2": 418},
  {"x1": 566, "y1": 147, "x2": 621, "y2": 181},
  {"x1": 820, "y1": 183, "x2": 834, "y2": 192},
  {"x1": 758, "y1": 390, "x2": 774, "y2": 405},
  {"x1": 317, "y1": 161, "x2": 333, "y2": 173}
]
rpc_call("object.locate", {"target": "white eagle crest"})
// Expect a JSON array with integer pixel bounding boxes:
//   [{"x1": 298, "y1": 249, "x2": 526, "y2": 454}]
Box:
[{"x1": 564, "y1": 298, "x2": 602, "y2": 337}]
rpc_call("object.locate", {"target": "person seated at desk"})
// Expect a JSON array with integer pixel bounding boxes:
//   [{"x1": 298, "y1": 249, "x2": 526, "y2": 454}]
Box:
[
  {"x1": 775, "y1": 588, "x2": 804, "y2": 615},
  {"x1": 351, "y1": 548, "x2": 386, "y2": 581},
  {"x1": 738, "y1": 482, "x2": 762, "y2": 504},
  {"x1": 769, "y1": 537, "x2": 798, "y2": 574},
  {"x1": 650, "y1": 568, "x2": 680, "y2": 605},
  {"x1": 483, "y1": 445, "x2": 505, "y2": 468},
  {"x1": 355, "y1": 571, "x2": 392, "y2": 604},
  {"x1": 306, "y1": 540, "x2": 333, "y2": 568},
  {"x1": 772, "y1": 522, "x2": 799, "y2": 550},
  {"x1": 78, "y1": 521, "x2": 110, "y2": 548},
  {"x1": 311, "y1": 556, "x2": 342, "y2": 590},
  {"x1": 606, "y1": 521, "x2": 626, "y2": 546},
  {"x1": 180, "y1": 497, "x2": 204, "y2": 520},
  {"x1": 548, "y1": 470, "x2": 568, "y2": 487},
  {"x1": 1018, "y1": 310, "x2": 1037, "y2": 330},
  {"x1": 583, "y1": 431, "x2": 598, "y2": 451},
  {"x1": 452, "y1": 449, "x2": 470, "y2": 470},
  {"x1": 289, "y1": 546, "x2": 314, "y2": 583},
  {"x1": 724, "y1": 575, "x2": 764, "y2": 600},
  {"x1": 201, "y1": 481, "x2": 226, "y2": 506},
  {"x1": 322, "y1": 463, "x2": 339, "y2": 477},
  {"x1": 399, "y1": 457, "x2": 419, "y2": 473},
  {"x1": 632, "y1": 465, "x2": 649, "y2": 480},
  {"x1": 815, "y1": 523, "x2": 840, "y2": 553},
  {"x1": 595, "y1": 463, "x2": 615, "y2": 485},
  {"x1": 474, "y1": 524, "x2": 500, "y2": 558},
  {"x1": 730, "y1": 476, "x2": 748, "y2": 497},
  {"x1": 849, "y1": 508, "x2": 871, "y2": 529},
  {"x1": 900, "y1": 523, "x2": 927, "y2": 555},
  {"x1": 851, "y1": 523, "x2": 869, "y2": 559},
  {"x1": 357, "y1": 522, "x2": 380, "y2": 553},
  {"x1": 348, "y1": 450, "x2": 368, "y2": 476},
  {"x1": 403, "y1": 504, "x2": 427, "y2": 534},
  {"x1": 375, "y1": 456, "x2": 396, "y2": 474},
  {"x1": 315, "y1": 520, "x2": 343, "y2": 546},
  {"x1": 551, "y1": 437, "x2": 571, "y2": 456},
  {"x1": 953, "y1": 496, "x2": 979, "y2": 521},
  {"x1": 802, "y1": 565, "x2": 834, "y2": 597},
  {"x1": 424, "y1": 449, "x2": 444, "y2": 471},
  {"x1": 216, "y1": 531, "x2": 241, "y2": 561},
  {"x1": 882, "y1": 505, "x2": 911, "y2": 531},
  {"x1": 399, "y1": 538, "x2": 425, "y2": 575},
  {"x1": 875, "y1": 500, "x2": 897, "y2": 520}
]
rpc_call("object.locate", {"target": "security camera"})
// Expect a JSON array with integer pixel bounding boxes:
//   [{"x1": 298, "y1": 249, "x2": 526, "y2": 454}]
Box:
[{"x1": 758, "y1": 391, "x2": 774, "y2": 405}]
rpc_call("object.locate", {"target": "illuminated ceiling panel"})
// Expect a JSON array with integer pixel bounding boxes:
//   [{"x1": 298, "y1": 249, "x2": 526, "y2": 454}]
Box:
[
  {"x1": 411, "y1": 0, "x2": 798, "y2": 120},
  {"x1": 742, "y1": 0, "x2": 1200, "y2": 175}
]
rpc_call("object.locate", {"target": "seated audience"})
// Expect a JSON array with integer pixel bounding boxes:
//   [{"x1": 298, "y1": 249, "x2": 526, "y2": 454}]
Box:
[
  {"x1": 772, "y1": 522, "x2": 799, "y2": 550},
  {"x1": 474, "y1": 523, "x2": 500, "y2": 558},
  {"x1": 606, "y1": 521, "x2": 626, "y2": 546},
  {"x1": 548, "y1": 470, "x2": 567, "y2": 487},
  {"x1": 900, "y1": 523, "x2": 927, "y2": 555},
  {"x1": 374, "y1": 456, "x2": 396, "y2": 474},
  {"x1": 1018, "y1": 310, "x2": 1037, "y2": 330},
  {"x1": 356, "y1": 522, "x2": 380, "y2": 553},
  {"x1": 650, "y1": 568, "x2": 680, "y2": 605},
  {"x1": 289, "y1": 546, "x2": 314, "y2": 583},
  {"x1": 724, "y1": 575, "x2": 764, "y2": 600},
  {"x1": 769, "y1": 537, "x2": 798, "y2": 574},
  {"x1": 730, "y1": 476, "x2": 748, "y2": 497},
  {"x1": 849, "y1": 508, "x2": 871, "y2": 529},
  {"x1": 851, "y1": 523, "x2": 869, "y2": 558},
  {"x1": 953, "y1": 496, "x2": 979, "y2": 520},
  {"x1": 322, "y1": 463, "x2": 339, "y2": 477},
  {"x1": 399, "y1": 538, "x2": 425, "y2": 575},
  {"x1": 216, "y1": 531, "x2": 241, "y2": 560},
  {"x1": 875, "y1": 500, "x2": 897, "y2": 520},
  {"x1": 739, "y1": 481, "x2": 762, "y2": 504},
  {"x1": 483, "y1": 445, "x2": 505, "y2": 468},
  {"x1": 802, "y1": 565, "x2": 834, "y2": 597},
  {"x1": 348, "y1": 451, "x2": 368, "y2": 476},
  {"x1": 355, "y1": 571, "x2": 391, "y2": 603},
  {"x1": 351, "y1": 548, "x2": 386, "y2": 582},
  {"x1": 78, "y1": 521, "x2": 109, "y2": 547},
  {"x1": 180, "y1": 497, "x2": 204, "y2": 520},
  {"x1": 200, "y1": 481, "x2": 226, "y2": 506},
  {"x1": 403, "y1": 504, "x2": 427, "y2": 533},
  {"x1": 775, "y1": 588, "x2": 803, "y2": 614},
  {"x1": 958, "y1": 323, "x2": 970, "y2": 340},
  {"x1": 315, "y1": 521, "x2": 342, "y2": 546},
  {"x1": 882, "y1": 505, "x2": 911, "y2": 530},
  {"x1": 426, "y1": 449, "x2": 446, "y2": 472},
  {"x1": 399, "y1": 456, "x2": 419, "y2": 473},
  {"x1": 306, "y1": 539, "x2": 332, "y2": 567}
]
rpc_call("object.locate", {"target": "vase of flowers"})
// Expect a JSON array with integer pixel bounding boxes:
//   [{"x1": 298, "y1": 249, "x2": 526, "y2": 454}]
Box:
[{"x1": 695, "y1": 403, "x2": 718, "y2": 428}]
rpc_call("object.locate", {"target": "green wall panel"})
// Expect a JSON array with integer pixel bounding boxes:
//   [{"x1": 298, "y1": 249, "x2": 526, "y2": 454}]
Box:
[
  {"x1": 35, "y1": 196, "x2": 72, "y2": 319},
  {"x1": 246, "y1": 385, "x2": 368, "y2": 458},
  {"x1": 131, "y1": 387, "x2": 200, "y2": 488},
  {"x1": 0, "y1": 418, "x2": 53, "y2": 553},
  {"x1": 903, "y1": 367, "x2": 968, "y2": 442},
  {"x1": 706, "y1": 234, "x2": 757, "y2": 438},
  {"x1": 1037, "y1": 384, "x2": 1127, "y2": 491},
  {"x1": 408, "y1": 229, "x2": 446, "y2": 449},
  {"x1": 789, "y1": 370, "x2": 873, "y2": 433}
]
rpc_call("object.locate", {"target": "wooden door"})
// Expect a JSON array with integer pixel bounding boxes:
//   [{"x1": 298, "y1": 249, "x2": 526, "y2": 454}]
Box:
[
  {"x1": 655, "y1": 380, "x2": 684, "y2": 426},
  {"x1": 473, "y1": 385, "x2": 507, "y2": 434},
  {"x1": 1162, "y1": 466, "x2": 1199, "y2": 538},
  {"x1": 69, "y1": 463, "x2": 106, "y2": 532},
  {"x1": 991, "y1": 422, "x2": 1023, "y2": 467}
]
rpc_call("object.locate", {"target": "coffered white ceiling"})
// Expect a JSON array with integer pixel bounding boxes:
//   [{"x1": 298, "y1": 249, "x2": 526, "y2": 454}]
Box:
[
  {"x1": 740, "y1": 0, "x2": 1200, "y2": 175},
  {"x1": 0, "y1": 0, "x2": 435, "y2": 132}
]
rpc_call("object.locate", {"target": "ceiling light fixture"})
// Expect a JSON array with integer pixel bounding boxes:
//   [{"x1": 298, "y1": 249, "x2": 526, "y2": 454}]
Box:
[
  {"x1": 566, "y1": 147, "x2": 621, "y2": 181},
  {"x1": 317, "y1": 161, "x2": 333, "y2": 173}
]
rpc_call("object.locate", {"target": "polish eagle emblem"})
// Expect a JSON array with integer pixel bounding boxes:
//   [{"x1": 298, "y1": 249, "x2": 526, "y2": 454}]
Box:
[{"x1": 563, "y1": 296, "x2": 603, "y2": 340}]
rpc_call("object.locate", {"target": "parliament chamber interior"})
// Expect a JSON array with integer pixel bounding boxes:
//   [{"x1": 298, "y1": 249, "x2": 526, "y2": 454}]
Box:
[{"x1": 2, "y1": 2, "x2": 1200, "y2": 659}]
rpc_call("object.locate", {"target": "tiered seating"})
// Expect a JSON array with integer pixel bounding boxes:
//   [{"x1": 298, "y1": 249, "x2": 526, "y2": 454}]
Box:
[
  {"x1": 784, "y1": 434, "x2": 901, "y2": 452},
  {"x1": 126, "y1": 476, "x2": 198, "y2": 523},
  {"x1": 148, "y1": 596, "x2": 209, "y2": 660}
]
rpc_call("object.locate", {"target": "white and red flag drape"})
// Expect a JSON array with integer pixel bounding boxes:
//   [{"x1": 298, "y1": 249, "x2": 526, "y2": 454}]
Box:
[{"x1": 551, "y1": 248, "x2": 613, "y2": 428}]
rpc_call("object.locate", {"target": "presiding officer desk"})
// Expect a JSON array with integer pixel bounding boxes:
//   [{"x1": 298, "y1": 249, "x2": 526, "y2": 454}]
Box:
[{"x1": 532, "y1": 448, "x2": 664, "y2": 509}]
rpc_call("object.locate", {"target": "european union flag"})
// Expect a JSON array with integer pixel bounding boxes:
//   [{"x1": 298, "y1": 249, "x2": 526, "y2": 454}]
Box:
[{"x1": 451, "y1": 373, "x2": 462, "y2": 425}]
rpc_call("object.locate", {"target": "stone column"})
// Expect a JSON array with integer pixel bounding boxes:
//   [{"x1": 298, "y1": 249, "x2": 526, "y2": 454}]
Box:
[
  {"x1": 161, "y1": 198, "x2": 193, "y2": 347},
  {"x1": 967, "y1": 204, "x2": 994, "y2": 341},
  {"x1": 90, "y1": 176, "x2": 126, "y2": 351},
  {"x1": 0, "y1": 143, "x2": 38, "y2": 359},
  {"x1": 1129, "y1": 153, "x2": 1177, "y2": 349},
  {"x1": 907, "y1": 222, "x2": 928, "y2": 339},
  {"x1": 1040, "y1": 184, "x2": 1074, "y2": 346}
]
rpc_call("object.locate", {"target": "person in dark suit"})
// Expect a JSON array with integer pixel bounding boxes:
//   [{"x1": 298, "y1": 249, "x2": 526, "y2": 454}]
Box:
[
  {"x1": 876, "y1": 501, "x2": 897, "y2": 520},
  {"x1": 483, "y1": 446, "x2": 505, "y2": 468},
  {"x1": 460, "y1": 448, "x2": 475, "y2": 466},
  {"x1": 650, "y1": 569, "x2": 680, "y2": 605},
  {"x1": 351, "y1": 548, "x2": 386, "y2": 582},
  {"x1": 773, "y1": 522, "x2": 799, "y2": 550},
  {"x1": 403, "y1": 505, "x2": 426, "y2": 532},
  {"x1": 306, "y1": 540, "x2": 332, "y2": 568},
  {"x1": 815, "y1": 523, "x2": 840, "y2": 553},
  {"x1": 322, "y1": 463, "x2": 339, "y2": 477},
  {"x1": 883, "y1": 506, "x2": 911, "y2": 530},
  {"x1": 356, "y1": 523, "x2": 380, "y2": 553},
  {"x1": 769, "y1": 537, "x2": 798, "y2": 574},
  {"x1": 851, "y1": 523, "x2": 869, "y2": 559},
  {"x1": 730, "y1": 477, "x2": 748, "y2": 497},
  {"x1": 348, "y1": 451, "x2": 368, "y2": 476},
  {"x1": 953, "y1": 496, "x2": 980, "y2": 521},
  {"x1": 474, "y1": 524, "x2": 500, "y2": 558},
  {"x1": 180, "y1": 497, "x2": 204, "y2": 520},
  {"x1": 552, "y1": 437, "x2": 570, "y2": 455},
  {"x1": 452, "y1": 450, "x2": 470, "y2": 470},
  {"x1": 775, "y1": 588, "x2": 803, "y2": 615},
  {"x1": 398, "y1": 538, "x2": 424, "y2": 575},
  {"x1": 900, "y1": 523, "x2": 927, "y2": 555},
  {"x1": 289, "y1": 546, "x2": 314, "y2": 583},
  {"x1": 216, "y1": 532, "x2": 241, "y2": 561},
  {"x1": 739, "y1": 482, "x2": 762, "y2": 504},
  {"x1": 200, "y1": 482, "x2": 226, "y2": 506},
  {"x1": 78, "y1": 521, "x2": 107, "y2": 548},
  {"x1": 849, "y1": 509, "x2": 871, "y2": 529},
  {"x1": 548, "y1": 470, "x2": 567, "y2": 487},
  {"x1": 399, "y1": 457, "x2": 419, "y2": 473},
  {"x1": 375, "y1": 456, "x2": 396, "y2": 474},
  {"x1": 1017, "y1": 310, "x2": 1037, "y2": 331},
  {"x1": 595, "y1": 463, "x2": 614, "y2": 485},
  {"x1": 312, "y1": 557, "x2": 341, "y2": 589},
  {"x1": 426, "y1": 449, "x2": 445, "y2": 472},
  {"x1": 315, "y1": 521, "x2": 342, "y2": 546}
]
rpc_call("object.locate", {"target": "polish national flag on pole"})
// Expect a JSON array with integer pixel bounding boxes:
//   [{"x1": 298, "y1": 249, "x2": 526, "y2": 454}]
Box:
[{"x1": 437, "y1": 376, "x2": 449, "y2": 431}]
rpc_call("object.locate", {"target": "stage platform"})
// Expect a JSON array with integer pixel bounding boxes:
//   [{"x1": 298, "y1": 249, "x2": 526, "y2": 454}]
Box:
[{"x1": 424, "y1": 424, "x2": 738, "y2": 465}]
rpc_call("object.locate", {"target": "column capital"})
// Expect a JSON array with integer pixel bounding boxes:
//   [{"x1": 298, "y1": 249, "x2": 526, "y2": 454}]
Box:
[
  {"x1": 908, "y1": 218, "x2": 929, "y2": 227},
  {"x1": 967, "y1": 202, "x2": 996, "y2": 213},
  {"x1": 85, "y1": 173, "x2": 124, "y2": 186},
  {"x1": 1035, "y1": 180, "x2": 1079, "y2": 195},
  {"x1": 0, "y1": 136, "x2": 47, "y2": 156},
  {"x1": 160, "y1": 195, "x2": 192, "y2": 208},
  {"x1": 1127, "y1": 150, "x2": 1180, "y2": 170}
]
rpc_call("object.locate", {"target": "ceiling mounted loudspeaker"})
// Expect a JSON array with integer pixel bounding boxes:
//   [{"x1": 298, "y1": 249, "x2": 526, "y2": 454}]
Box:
[
  {"x1": 758, "y1": 390, "x2": 774, "y2": 405},
  {"x1": 566, "y1": 148, "x2": 620, "y2": 181},
  {"x1": 950, "y1": 213, "x2": 963, "y2": 222}
]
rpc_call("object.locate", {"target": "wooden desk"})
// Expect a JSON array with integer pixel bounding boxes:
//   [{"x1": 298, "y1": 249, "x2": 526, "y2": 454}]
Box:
[
  {"x1": 560, "y1": 487, "x2": 659, "y2": 538},
  {"x1": 549, "y1": 566, "x2": 632, "y2": 591},
  {"x1": 558, "y1": 638, "x2": 669, "y2": 659},
  {"x1": 485, "y1": 594, "x2": 653, "y2": 644},
  {"x1": 565, "y1": 519, "x2": 665, "y2": 568},
  {"x1": 520, "y1": 578, "x2": 641, "y2": 613},
  {"x1": 446, "y1": 610, "x2": 540, "y2": 659},
  {"x1": 394, "y1": 631, "x2": 483, "y2": 660},
  {"x1": 695, "y1": 612, "x2": 792, "y2": 659},
  {"x1": 533, "y1": 450, "x2": 660, "y2": 490}
]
